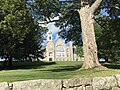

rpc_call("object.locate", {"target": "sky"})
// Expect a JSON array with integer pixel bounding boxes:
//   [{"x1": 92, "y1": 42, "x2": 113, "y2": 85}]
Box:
[
  {"x1": 41, "y1": 16, "x2": 61, "y2": 45},
  {"x1": 41, "y1": 19, "x2": 71, "y2": 46},
  {"x1": 41, "y1": 22, "x2": 62, "y2": 46}
]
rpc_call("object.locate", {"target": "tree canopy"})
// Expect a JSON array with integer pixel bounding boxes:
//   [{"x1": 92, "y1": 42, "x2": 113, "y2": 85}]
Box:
[{"x1": 0, "y1": 0, "x2": 46, "y2": 67}]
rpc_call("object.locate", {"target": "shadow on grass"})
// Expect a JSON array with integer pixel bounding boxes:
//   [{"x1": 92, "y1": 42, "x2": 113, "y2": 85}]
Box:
[
  {"x1": 103, "y1": 64, "x2": 120, "y2": 69},
  {"x1": 101, "y1": 61, "x2": 120, "y2": 69},
  {"x1": 46, "y1": 62, "x2": 120, "y2": 72},
  {"x1": 37, "y1": 65, "x2": 81, "y2": 72},
  {"x1": 0, "y1": 61, "x2": 56, "y2": 70}
]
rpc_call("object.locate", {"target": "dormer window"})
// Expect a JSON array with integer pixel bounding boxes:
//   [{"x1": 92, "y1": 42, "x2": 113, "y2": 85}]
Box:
[{"x1": 49, "y1": 36, "x2": 51, "y2": 40}]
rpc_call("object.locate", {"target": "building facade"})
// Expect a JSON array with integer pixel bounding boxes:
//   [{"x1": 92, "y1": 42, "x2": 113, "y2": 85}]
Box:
[{"x1": 43, "y1": 31, "x2": 82, "y2": 61}]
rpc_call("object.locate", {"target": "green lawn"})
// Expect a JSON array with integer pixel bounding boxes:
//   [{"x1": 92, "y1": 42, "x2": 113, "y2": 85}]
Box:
[{"x1": 0, "y1": 61, "x2": 120, "y2": 82}]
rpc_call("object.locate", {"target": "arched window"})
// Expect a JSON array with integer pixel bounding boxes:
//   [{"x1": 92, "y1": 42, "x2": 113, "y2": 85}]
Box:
[
  {"x1": 56, "y1": 45, "x2": 65, "y2": 57},
  {"x1": 56, "y1": 45, "x2": 64, "y2": 52},
  {"x1": 49, "y1": 52, "x2": 52, "y2": 56}
]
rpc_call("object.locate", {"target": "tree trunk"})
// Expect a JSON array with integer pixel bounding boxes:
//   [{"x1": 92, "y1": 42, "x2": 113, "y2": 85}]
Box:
[
  {"x1": 105, "y1": 54, "x2": 109, "y2": 62},
  {"x1": 8, "y1": 57, "x2": 13, "y2": 69},
  {"x1": 78, "y1": 5, "x2": 101, "y2": 69}
]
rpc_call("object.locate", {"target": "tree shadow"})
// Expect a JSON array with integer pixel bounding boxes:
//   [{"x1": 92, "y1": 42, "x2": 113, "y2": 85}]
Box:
[
  {"x1": 102, "y1": 61, "x2": 120, "y2": 69},
  {"x1": 0, "y1": 61, "x2": 56, "y2": 70},
  {"x1": 37, "y1": 65, "x2": 81, "y2": 72},
  {"x1": 103, "y1": 64, "x2": 120, "y2": 69}
]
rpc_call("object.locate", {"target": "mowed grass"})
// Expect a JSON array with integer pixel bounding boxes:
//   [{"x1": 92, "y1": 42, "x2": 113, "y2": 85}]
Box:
[{"x1": 0, "y1": 61, "x2": 120, "y2": 82}]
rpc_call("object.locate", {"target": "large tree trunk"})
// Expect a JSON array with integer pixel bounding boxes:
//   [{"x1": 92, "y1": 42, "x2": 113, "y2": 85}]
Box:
[
  {"x1": 76, "y1": 0, "x2": 107, "y2": 69},
  {"x1": 78, "y1": 5, "x2": 101, "y2": 69}
]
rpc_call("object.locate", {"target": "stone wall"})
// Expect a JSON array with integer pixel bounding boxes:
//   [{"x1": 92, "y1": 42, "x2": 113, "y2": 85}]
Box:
[{"x1": 0, "y1": 75, "x2": 120, "y2": 90}]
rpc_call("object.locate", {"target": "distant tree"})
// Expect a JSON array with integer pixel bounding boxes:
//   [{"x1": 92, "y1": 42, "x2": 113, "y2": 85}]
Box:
[
  {"x1": 94, "y1": 0, "x2": 120, "y2": 62},
  {"x1": 95, "y1": 16, "x2": 120, "y2": 62},
  {"x1": 75, "y1": 45, "x2": 83, "y2": 57},
  {"x1": 0, "y1": 0, "x2": 46, "y2": 68}
]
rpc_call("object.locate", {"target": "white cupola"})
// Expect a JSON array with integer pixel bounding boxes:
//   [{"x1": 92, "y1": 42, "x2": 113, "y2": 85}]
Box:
[{"x1": 47, "y1": 30, "x2": 52, "y2": 41}]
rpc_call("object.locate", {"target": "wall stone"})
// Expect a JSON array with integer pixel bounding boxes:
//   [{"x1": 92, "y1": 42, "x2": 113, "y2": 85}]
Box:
[
  {"x1": 0, "y1": 82, "x2": 9, "y2": 90},
  {"x1": 62, "y1": 85, "x2": 85, "y2": 90},
  {"x1": 63, "y1": 78, "x2": 92, "y2": 88},
  {"x1": 115, "y1": 74, "x2": 120, "y2": 87},
  {"x1": 92, "y1": 76, "x2": 117, "y2": 90},
  {"x1": 86, "y1": 86, "x2": 93, "y2": 90},
  {"x1": 112, "y1": 87, "x2": 120, "y2": 90},
  {"x1": 12, "y1": 79, "x2": 62, "y2": 90},
  {"x1": 0, "y1": 75, "x2": 120, "y2": 90}
]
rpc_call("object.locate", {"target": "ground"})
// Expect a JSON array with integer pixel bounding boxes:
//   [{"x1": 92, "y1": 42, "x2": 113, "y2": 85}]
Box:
[{"x1": 0, "y1": 61, "x2": 120, "y2": 82}]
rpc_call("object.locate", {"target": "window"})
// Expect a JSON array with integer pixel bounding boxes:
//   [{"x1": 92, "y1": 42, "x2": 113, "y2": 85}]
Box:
[
  {"x1": 56, "y1": 45, "x2": 64, "y2": 52},
  {"x1": 67, "y1": 54, "x2": 69, "y2": 57},
  {"x1": 49, "y1": 36, "x2": 51, "y2": 40},
  {"x1": 49, "y1": 52, "x2": 52, "y2": 56},
  {"x1": 56, "y1": 45, "x2": 65, "y2": 57},
  {"x1": 66, "y1": 48, "x2": 69, "y2": 52}
]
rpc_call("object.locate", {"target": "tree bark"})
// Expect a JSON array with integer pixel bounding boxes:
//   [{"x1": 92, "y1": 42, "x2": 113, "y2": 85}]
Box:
[
  {"x1": 75, "y1": 0, "x2": 105, "y2": 69},
  {"x1": 90, "y1": 0, "x2": 103, "y2": 13},
  {"x1": 78, "y1": 6, "x2": 100, "y2": 69}
]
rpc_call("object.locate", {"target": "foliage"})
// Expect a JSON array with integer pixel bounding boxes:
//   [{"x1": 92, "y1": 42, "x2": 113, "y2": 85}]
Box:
[
  {"x1": 56, "y1": 10, "x2": 82, "y2": 45},
  {"x1": 28, "y1": 0, "x2": 61, "y2": 23},
  {"x1": 75, "y1": 45, "x2": 83, "y2": 57},
  {"x1": 94, "y1": 0, "x2": 120, "y2": 61},
  {"x1": 95, "y1": 16, "x2": 120, "y2": 61},
  {"x1": 0, "y1": 0, "x2": 46, "y2": 67},
  {"x1": 101, "y1": 0, "x2": 120, "y2": 18}
]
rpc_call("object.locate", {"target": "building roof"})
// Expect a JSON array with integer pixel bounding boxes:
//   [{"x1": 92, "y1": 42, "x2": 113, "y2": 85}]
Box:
[{"x1": 42, "y1": 38, "x2": 70, "y2": 47}]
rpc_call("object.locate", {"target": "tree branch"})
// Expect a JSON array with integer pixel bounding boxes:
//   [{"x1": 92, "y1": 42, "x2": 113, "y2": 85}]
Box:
[
  {"x1": 38, "y1": 19, "x2": 60, "y2": 24},
  {"x1": 90, "y1": 0, "x2": 103, "y2": 13},
  {"x1": 39, "y1": 9, "x2": 79, "y2": 25}
]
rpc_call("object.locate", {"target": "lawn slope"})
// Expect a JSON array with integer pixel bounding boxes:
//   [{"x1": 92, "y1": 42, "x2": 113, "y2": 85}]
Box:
[{"x1": 0, "y1": 61, "x2": 120, "y2": 82}]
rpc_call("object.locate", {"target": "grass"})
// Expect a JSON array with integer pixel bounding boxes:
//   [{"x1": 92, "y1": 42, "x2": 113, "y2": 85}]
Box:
[{"x1": 0, "y1": 61, "x2": 120, "y2": 82}]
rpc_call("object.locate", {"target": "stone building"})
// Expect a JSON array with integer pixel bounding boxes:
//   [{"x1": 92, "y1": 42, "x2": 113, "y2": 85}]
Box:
[{"x1": 42, "y1": 30, "x2": 82, "y2": 61}]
